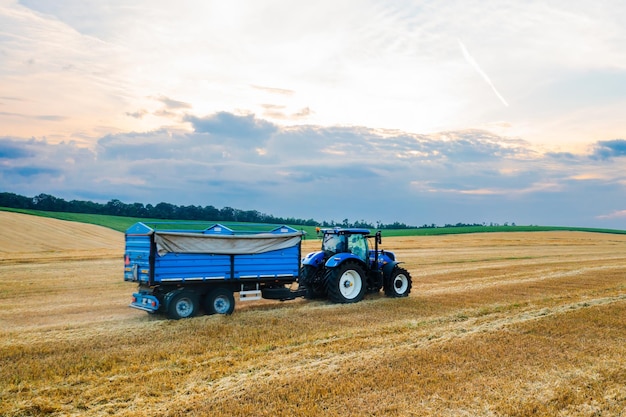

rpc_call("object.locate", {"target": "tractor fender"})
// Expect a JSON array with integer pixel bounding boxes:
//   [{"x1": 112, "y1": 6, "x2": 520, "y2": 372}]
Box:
[
  {"x1": 382, "y1": 250, "x2": 396, "y2": 261},
  {"x1": 382, "y1": 261, "x2": 402, "y2": 280},
  {"x1": 302, "y1": 251, "x2": 325, "y2": 267},
  {"x1": 325, "y1": 253, "x2": 366, "y2": 269}
]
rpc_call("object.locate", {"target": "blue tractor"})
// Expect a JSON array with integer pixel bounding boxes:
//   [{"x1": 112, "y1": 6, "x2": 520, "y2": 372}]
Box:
[{"x1": 299, "y1": 228, "x2": 412, "y2": 303}]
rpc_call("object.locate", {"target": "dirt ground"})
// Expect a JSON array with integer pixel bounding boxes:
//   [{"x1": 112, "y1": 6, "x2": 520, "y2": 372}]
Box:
[{"x1": 1, "y1": 211, "x2": 625, "y2": 416}]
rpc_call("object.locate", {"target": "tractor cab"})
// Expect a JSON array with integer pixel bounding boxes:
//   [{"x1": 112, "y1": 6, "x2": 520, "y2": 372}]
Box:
[{"x1": 321, "y1": 228, "x2": 370, "y2": 262}]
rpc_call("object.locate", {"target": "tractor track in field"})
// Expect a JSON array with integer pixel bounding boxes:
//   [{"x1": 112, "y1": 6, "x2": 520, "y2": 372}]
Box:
[
  {"x1": 419, "y1": 263, "x2": 626, "y2": 296},
  {"x1": 170, "y1": 293, "x2": 626, "y2": 406}
]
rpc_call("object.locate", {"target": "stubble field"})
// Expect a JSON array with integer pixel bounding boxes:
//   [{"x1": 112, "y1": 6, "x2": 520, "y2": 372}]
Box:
[{"x1": 1, "y1": 211, "x2": 625, "y2": 416}]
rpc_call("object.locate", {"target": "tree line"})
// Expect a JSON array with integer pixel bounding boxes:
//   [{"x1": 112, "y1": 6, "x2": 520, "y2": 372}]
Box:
[
  {"x1": 0, "y1": 192, "x2": 416, "y2": 229},
  {"x1": 0, "y1": 192, "x2": 515, "y2": 230}
]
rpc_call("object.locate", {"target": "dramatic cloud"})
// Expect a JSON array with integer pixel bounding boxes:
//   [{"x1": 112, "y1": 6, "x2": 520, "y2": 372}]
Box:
[
  {"x1": 0, "y1": 138, "x2": 35, "y2": 159},
  {"x1": 592, "y1": 139, "x2": 626, "y2": 160},
  {"x1": 185, "y1": 112, "x2": 278, "y2": 141},
  {"x1": 2, "y1": 113, "x2": 625, "y2": 228}
]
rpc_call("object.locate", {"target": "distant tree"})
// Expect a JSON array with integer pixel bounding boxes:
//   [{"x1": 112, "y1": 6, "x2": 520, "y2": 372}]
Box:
[
  {"x1": 0, "y1": 192, "x2": 32, "y2": 209},
  {"x1": 106, "y1": 199, "x2": 126, "y2": 216},
  {"x1": 178, "y1": 205, "x2": 203, "y2": 220},
  {"x1": 67, "y1": 199, "x2": 101, "y2": 214},
  {"x1": 128, "y1": 202, "x2": 148, "y2": 217},
  {"x1": 384, "y1": 221, "x2": 409, "y2": 229},
  {"x1": 220, "y1": 207, "x2": 236, "y2": 221},
  {"x1": 154, "y1": 202, "x2": 176, "y2": 219},
  {"x1": 32, "y1": 193, "x2": 68, "y2": 211},
  {"x1": 203, "y1": 205, "x2": 220, "y2": 220}
]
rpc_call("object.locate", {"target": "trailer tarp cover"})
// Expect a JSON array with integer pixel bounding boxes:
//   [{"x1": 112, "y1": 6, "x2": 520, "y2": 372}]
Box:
[{"x1": 154, "y1": 231, "x2": 303, "y2": 256}]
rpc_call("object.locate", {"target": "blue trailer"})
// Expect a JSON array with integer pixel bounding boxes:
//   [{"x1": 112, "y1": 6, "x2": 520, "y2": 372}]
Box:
[{"x1": 124, "y1": 222, "x2": 305, "y2": 319}]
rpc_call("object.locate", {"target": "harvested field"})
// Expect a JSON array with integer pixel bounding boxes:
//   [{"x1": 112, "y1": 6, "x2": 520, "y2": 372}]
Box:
[{"x1": 1, "y1": 211, "x2": 625, "y2": 416}]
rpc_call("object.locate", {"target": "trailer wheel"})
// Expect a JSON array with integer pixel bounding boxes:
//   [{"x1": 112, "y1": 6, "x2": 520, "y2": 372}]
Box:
[
  {"x1": 204, "y1": 288, "x2": 235, "y2": 315},
  {"x1": 325, "y1": 261, "x2": 366, "y2": 303},
  {"x1": 384, "y1": 267, "x2": 412, "y2": 298},
  {"x1": 167, "y1": 291, "x2": 199, "y2": 319}
]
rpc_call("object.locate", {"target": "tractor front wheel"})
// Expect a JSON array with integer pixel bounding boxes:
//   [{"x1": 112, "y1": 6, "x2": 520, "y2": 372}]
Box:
[
  {"x1": 325, "y1": 261, "x2": 366, "y2": 304},
  {"x1": 384, "y1": 267, "x2": 412, "y2": 297}
]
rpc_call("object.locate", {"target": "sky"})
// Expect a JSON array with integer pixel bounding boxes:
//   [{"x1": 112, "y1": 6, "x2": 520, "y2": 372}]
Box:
[{"x1": 1, "y1": 0, "x2": 626, "y2": 229}]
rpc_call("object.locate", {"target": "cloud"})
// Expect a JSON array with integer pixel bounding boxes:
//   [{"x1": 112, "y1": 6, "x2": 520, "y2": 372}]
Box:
[
  {"x1": 0, "y1": 138, "x2": 35, "y2": 159},
  {"x1": 97, "y1": 129, "x2": 183, "y2": 160},
  {"x1": 251, "y1": 85, "x2": 295, "y2": 96},
  {"x1": 414, "y1": 180, "x2": 563, "y2": 197},
  {"x1": 0, "y1": 136, "x2": 96, "y2": 196},
  {"x1": 596, "y1": 209, "x2": 626, "y2": 220},
  {"x1": 185, "y1": 112, "x2": 278, "y2": 140},
  {"x1": 261, "y1": 104, "x2": 312, "y2": 120},
  {"x1": 4, "y1": 166, "x2": 62, "y2": 177},
  {"x1": 155, "y1": 95, "x2": 192, "y2": 110},
  {"x1": 591, "y1": 139, "x2": 626, "y2": 160},
  {"x1": 125, "y1": 109, "x2": 148, "y2": 119},
  {"x1": 2, "y1": 112, "x2": 625, "y2": 228},
  {"x1": 153, "y1": 109, "x2": 179, "y2": 119},
  {"x1": 4, "y1": 0, "x2": 626, "y2": 151},
  {"x1": 0, "y1": 112, "x2": 66, "y2": 121}
]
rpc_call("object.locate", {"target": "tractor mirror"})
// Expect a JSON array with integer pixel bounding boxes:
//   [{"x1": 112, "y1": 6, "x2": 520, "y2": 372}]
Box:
[{"x1": 376, "y1": 231, "x2": 382, "y2": 244}]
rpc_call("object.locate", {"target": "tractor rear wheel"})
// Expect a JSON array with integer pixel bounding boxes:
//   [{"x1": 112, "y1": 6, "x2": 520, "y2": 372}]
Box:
[
  {"x1": 299, "y1": 265, "x2": 326, "y2": 299},
  {"x1": 325, "y1": 261, "x2": 366, "y2": 303},
  {"x1": 384, "y1": 267, "x2": 412, "y2": 297}
]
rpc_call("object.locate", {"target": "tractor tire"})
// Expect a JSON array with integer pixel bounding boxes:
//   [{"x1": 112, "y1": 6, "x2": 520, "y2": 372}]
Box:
[
  {"x1": 325, "y1": 261, "x2": 367, "y2": 304},
  {"x1": 384, "y1": 267, "x2": 412, "y2": 298},
  {"x1": 204, "y1": 288, "x2": 235, "y2": 315},
  {"x1": 299, "y1": 265, "x2": 326, "y2": 299},
  {"x1": 167, "y1": 291, "x2": 199, "y2": 319}
]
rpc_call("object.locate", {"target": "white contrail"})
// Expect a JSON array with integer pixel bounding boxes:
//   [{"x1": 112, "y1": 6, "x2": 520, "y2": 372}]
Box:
[{"x1": 458, "y1": 39, "x2": 509, "y2": 107}]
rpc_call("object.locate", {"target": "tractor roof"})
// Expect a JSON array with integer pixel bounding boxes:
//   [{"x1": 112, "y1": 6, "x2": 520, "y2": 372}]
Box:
[{"x1": 321, "y1": 228, "x2": 371, "y2": 235}]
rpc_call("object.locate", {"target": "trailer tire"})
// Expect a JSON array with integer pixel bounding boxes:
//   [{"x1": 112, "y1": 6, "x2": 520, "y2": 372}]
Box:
[
  {"x1": 167, "y1": 291, "x2": 199, "y2": 319},
  {"x1": 204, "y1": 288, "x2": 235, "y2": 315},
  {"x1": 384, "y1": 267, "x2": 412, "y2": 298},
  {"x1": 325, "y1": 261, "x2": 366, "y2": 304}
]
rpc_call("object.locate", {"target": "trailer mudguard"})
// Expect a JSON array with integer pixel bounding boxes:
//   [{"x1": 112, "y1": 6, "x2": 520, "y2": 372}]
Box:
[
  {"x1": 163, "y1": 288, "x2": 186, "y2": 312},
  {"x1": 325, "y1": 253, "x2": 365, "y2": 268},
  {"x1": 302, "y1": 251, "x2": 325, "y2": 267}
]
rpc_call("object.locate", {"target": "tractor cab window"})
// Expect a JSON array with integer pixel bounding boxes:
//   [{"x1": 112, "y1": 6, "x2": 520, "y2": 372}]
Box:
[
  {"x1": 348, "y1": 234, "x2": 368, "y2": 261},
  {"x1": 322, "y1": 234, "x2": 346, "y2": 255}
]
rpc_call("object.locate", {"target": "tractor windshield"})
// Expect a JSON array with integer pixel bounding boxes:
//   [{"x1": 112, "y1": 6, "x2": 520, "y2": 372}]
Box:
[
  {"x1": 322, "y1": 233, "x2": 346, "y2": 255},
  {"x1": 348, "y1": 234, "x2": 368, "y2": 261}
]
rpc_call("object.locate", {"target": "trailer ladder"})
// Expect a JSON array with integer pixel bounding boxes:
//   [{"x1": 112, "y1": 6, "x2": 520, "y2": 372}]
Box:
[{"x1": 239, "y1": 283, "x2": 262, "y2": 301}]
